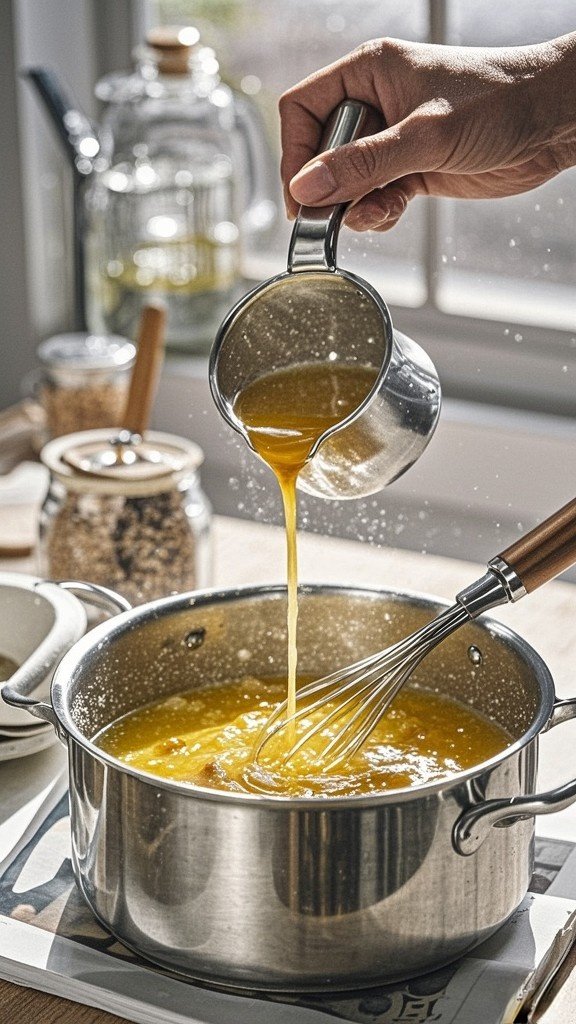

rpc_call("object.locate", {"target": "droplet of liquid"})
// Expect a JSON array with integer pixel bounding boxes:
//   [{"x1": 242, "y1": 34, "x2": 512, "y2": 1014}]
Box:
[
  {"x1": 184, "y1": 628, "x2": 206, "y2": 650},
  {"x1": 468, "y1": 645, "x2": 483, "y2": 666}
]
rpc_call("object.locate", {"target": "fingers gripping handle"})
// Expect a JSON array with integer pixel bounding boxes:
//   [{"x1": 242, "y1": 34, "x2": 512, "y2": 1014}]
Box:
[
  {"x1": 288, "y1": 100, "x2": 370, "y2": 273},
  {"x1": 498, "y1": 497, "x2": 576, "y2": 594}
]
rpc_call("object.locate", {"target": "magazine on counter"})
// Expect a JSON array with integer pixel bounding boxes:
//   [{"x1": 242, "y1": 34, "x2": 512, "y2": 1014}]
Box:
[{"x1": 1, "y1": 793, "x2": 576, "y2": 1024}]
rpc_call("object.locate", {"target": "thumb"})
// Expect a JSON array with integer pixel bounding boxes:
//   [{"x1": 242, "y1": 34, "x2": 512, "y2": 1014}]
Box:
[{"x1": 289, "y1": 120, "x2": 425, "y2": 207}]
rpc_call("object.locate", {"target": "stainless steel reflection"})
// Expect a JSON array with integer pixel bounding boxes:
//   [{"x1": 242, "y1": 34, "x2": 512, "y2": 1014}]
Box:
[
  {"x1": 209, "y1": 101, "x2": 441, "y2": 500},
  {"x1": 6, "y1": 584, "x2": 571, "y2": 991}
]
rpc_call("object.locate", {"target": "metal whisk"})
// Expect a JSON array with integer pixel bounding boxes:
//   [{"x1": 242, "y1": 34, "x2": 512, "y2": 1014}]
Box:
[{"x1": 254, "y1": 497, "x2": 576, "y2": 769}]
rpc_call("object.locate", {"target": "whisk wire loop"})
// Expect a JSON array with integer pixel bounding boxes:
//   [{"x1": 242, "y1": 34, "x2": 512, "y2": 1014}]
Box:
[
  {"x1": 275, "y1": 664, "x2": 396, "y2": 764},
  {"x1": 252, "y1": 654, "x2": 385, "y2": 762},
  {"x1": 254, "y1": 603, "x2": 471, "y2": 770}
]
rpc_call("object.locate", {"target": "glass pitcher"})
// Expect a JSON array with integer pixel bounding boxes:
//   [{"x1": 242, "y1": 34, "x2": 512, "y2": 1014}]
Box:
[{"x1": 84, "y1": 27, "x2": 276, "y2": 353}]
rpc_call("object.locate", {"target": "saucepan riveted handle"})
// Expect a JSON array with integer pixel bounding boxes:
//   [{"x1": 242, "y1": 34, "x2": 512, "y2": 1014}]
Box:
[
  {"x1": 454, "y1": 696, "x2": 576, "y2": 856},
  {"x1": 2, "y1": 581, "x2": 131, "y2": 737},
  {"x1": 288, "y1": 100, "x2": 370, "y2": 273}
]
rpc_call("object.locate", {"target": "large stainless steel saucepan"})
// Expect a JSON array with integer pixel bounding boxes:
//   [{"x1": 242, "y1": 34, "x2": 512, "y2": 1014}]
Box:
[{"x1": 4, "y1": 582, "x2": 576, "y2": 991}]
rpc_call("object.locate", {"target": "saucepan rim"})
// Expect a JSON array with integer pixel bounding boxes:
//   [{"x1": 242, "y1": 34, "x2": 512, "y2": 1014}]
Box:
[{"x1": 52, "y1": 582, "x2": 556, "y2": 808}]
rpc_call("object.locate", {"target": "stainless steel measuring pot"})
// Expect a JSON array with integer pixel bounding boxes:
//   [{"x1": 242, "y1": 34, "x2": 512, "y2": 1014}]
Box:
[{"x1": 209, "y1": 100, "x2": 441, "y2": 499}]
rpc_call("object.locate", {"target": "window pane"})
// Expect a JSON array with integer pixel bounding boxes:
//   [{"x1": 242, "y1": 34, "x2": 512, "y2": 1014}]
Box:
[
  {"x1": 439, "y1": 0, "x2": 576, "y2": 329},
  {"x1": 446, "y1": 0, "x2": 576, "y2": 46},
  {"x1": 437, "y1": 175, "x2": 576, "y2": 330},
  {"x1": 156, "y1": 0, "x2": 428, "y2": 305}
]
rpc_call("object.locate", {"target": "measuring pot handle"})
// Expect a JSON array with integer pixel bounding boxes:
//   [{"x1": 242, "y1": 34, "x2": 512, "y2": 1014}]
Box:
[
  {"x1": 454, "y1": 696, "x2": 576, "y2": 855},
  {"x1": 2, "y1": 580, "x2": 130, "y2": 735},
  {"x1": 288, "y1": 100, "x2": 370, "y2": 273}
]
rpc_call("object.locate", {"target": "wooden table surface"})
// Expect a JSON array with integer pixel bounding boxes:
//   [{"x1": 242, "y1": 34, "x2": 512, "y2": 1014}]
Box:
[
  {"x1": 0, "y1": 982, "x2": 129, "y2": 1024},
  {"x1": 2, "y1": 514, "x2": 576, "y2": 1022}
]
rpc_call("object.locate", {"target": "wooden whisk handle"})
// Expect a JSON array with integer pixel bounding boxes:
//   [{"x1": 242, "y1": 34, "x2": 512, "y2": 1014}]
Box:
[
  {"x1": 124, "y1": 303, "x2": 167, "y2": 437},
  {"x1": 498, "y1": 497, "x2": 576, "y2": 593}
]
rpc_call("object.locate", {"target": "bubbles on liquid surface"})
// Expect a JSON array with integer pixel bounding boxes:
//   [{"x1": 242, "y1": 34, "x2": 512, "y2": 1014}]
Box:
[
  {"x1": 184, "y1": 628, "x2": 206, "y2": 650},
  {"x1": 467, "y1": 645, "x2": 483, "y2": 666}
]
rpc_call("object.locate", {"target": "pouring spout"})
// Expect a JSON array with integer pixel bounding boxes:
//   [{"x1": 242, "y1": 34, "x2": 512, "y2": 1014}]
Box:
[{"x1": 23, "y1": 66, "x2": 101, "y2": 177}]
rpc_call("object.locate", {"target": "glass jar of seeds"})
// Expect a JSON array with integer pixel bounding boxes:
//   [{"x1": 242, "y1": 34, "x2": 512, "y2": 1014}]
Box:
[
  {"x1": 39, "y1": 429, "x2": 211, "y2": 605},
  {"x1": 37, "y1": 334, "x2": 136, "y2": 440}
]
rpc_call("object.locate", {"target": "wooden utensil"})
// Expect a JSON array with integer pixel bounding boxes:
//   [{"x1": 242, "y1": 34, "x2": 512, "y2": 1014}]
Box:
[
  {"x1": 122, "y1": 302, "x2": 167, "y2": 438},
  {"x1": 63, "y1": 303, "x2": 167, "y2": 478}
]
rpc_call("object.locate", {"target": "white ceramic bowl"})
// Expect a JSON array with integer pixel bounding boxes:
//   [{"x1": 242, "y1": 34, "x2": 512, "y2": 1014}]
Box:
[{"x1": 0, "y1": 573, "x2": 87, "y2": 731}]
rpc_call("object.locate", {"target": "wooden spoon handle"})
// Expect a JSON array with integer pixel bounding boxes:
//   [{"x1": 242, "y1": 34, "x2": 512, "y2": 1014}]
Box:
[
  {"x1": 124, "y1": 303, "x2": 167, "y2": 436},
  {"x1": 498, "y1": 497, "x2": 576, "y2": 592}
]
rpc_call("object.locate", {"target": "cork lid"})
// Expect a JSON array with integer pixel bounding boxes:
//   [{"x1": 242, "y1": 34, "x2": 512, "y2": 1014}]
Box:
[
  {"x1": 145, "y1": 25, "x2": 201, "y2": 75},
  {"x1": 41, "y1": 429, "x2": 204, "y2": 496},
  {"x1": 37, "y1": 334, "x2": 136, "y2": 374}
]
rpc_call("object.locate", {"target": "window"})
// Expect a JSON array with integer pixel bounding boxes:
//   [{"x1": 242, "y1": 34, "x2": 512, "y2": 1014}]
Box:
[
  {"x1": 439, "y1": 1, "x2": 576, "y2": 334},
  {"x1": 4, "y1": 0, "x2": 575, "y2": 565},
  {"x1": 152, "y1": 0, "x2": 576, "y2": 415},
  {"x1": 0, "y1": 0, "x2": 138, "y2": 410}
]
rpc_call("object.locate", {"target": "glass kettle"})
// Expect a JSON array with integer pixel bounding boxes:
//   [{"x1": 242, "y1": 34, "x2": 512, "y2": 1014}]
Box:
[{"x1": 26, "y1": 26, "x2": 277, "y2": 353}]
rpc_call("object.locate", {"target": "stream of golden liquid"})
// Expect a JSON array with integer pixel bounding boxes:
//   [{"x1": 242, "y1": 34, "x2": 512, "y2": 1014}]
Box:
[{"x1": 233, "y1": 362, "x2": 378, "y2": 728}]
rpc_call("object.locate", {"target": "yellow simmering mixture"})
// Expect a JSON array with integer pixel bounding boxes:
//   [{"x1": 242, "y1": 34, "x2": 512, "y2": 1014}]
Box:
[{"x1": 95, "y1": 677, "x2": 510, "y2": 797}]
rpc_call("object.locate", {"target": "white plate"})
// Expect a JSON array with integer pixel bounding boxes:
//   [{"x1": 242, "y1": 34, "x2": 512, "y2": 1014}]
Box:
[
  {"x1": 0, "y1": 726, "x2": 57, "y2": 761},
  {"x1": 0, "y1": 720, "x2": 53, "y2": 737}
]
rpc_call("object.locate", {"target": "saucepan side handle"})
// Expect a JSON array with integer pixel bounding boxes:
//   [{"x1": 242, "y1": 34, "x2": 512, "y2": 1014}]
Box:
[
  {"x1": 2, "y1": 580, "x2": 131, "y2": 737},
  {"x1": 454, "y1": 697, "x2": 576, "y2": 856},
  {"x1": 54, "y1": 580, "x2": 132, "y2": 615}
]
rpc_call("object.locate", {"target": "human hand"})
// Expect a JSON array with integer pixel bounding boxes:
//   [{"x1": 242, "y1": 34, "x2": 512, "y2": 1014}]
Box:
[{"x1": 280, "y1": 33, "x2": 576, "y2": 231}]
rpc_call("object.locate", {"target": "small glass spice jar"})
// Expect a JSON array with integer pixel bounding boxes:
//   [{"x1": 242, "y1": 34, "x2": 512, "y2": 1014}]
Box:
[
  {"x1": 37, "y1": 334, "x2": 136, "y2": 440},
  {"x1": 39, "y1": 429, "x2": 211, "y2": 605}
]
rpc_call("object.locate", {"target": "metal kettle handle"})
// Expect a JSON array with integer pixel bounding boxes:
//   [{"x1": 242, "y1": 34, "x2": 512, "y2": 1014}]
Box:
[
  {"x1": 287, "y1": 100, "x2": 370, "y2": 273},
  {"x1": 54, "y1": 580, "x2": 131, "y2": 614},
  {"x1": 234, "y1": 93, "x2": 277, "y2": 229},
  {"x1": 23, "y1": 67, "x2": 101, "y2": 177}
]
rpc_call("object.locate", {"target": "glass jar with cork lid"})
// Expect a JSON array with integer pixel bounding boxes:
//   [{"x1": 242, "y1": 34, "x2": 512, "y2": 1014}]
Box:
[
  {"x1": 38, "y1": 428, "x2": 211, "y2": 605},
  {"x1": 83, "y1": 25, "x2": 276, "y2": 352},
  {"x1": 37, "y1": 333, "x2": 136, "y2": 440}
]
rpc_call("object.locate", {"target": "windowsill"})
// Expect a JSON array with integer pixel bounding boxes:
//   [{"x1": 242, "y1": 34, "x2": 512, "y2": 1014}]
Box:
[
  {"x1": 437, "y1": 268, "x2": 576, "y2": 332},
  {"x1": 154, "y1": 353, "x2": 576, "y2": 579}
]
